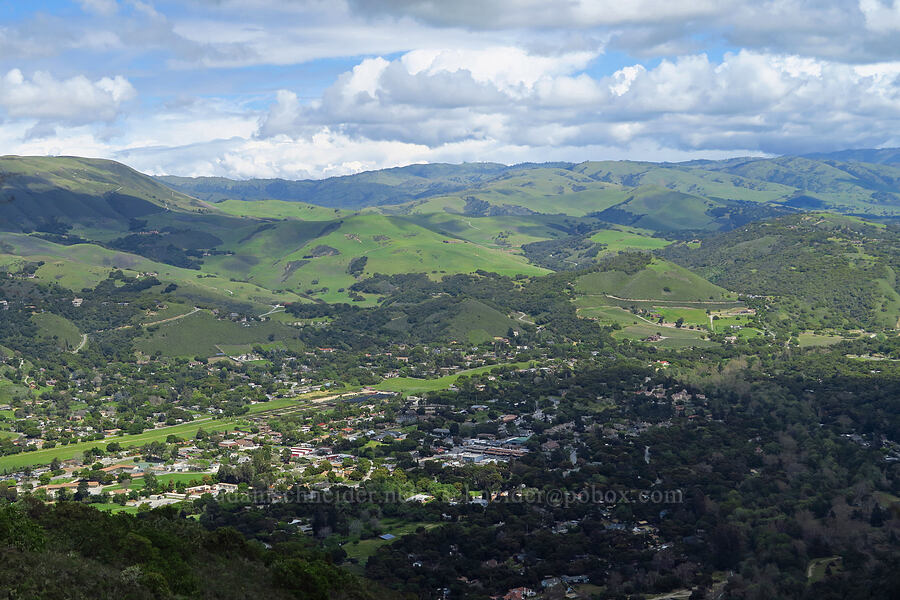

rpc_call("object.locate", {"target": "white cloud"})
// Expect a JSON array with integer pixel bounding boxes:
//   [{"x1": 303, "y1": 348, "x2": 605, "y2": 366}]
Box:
[
  {"x1": 0, "y1": 69, "x2": 136, "y2": 125},
  {"x1": 859, "y1": 0, "x2": 900, "y2": 31},
  {"x1": 252, "y1": 48, "x2": 900, "y2": 165}
]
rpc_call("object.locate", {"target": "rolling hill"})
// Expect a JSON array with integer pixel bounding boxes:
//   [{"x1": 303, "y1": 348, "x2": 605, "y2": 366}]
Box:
[
  {"x1": 158, "y1": 150, "x2": 900, "y2": 221},
  {"x1": 661, "y1": 213, "x2": 900, "y2": 329},
  {"x1": 574, "y1": 254, "x2": 735, "y2": 302},
  {"x1": 0, "y1": 156, "x2": 207, "y2": 232}
]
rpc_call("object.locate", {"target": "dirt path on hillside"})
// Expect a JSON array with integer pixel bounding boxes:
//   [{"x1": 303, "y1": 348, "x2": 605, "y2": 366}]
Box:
[
  {"x1": 140, "y1": 307, "x2": 201, "y2": 328},
  {"x1": 585, "y1": 293, "x2": 741, "y2": 305},
  {"x1": 71, "y1": 334, "x2": 88, "y2": 354}
]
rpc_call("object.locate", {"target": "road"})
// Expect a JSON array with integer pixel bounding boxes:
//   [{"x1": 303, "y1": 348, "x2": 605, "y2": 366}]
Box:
[
  {"x1": 141, "y1": 306, "x2": 201, "y2": 327},
  {"x1": 71, "y1": 333, "x2": 88, "y2": 354},
  {"x1": 585, "y1": 293, "x2": 741, "y2": 305},
  {"x1": 259, "y1": 304, "x2": 284, "y2": 318}
]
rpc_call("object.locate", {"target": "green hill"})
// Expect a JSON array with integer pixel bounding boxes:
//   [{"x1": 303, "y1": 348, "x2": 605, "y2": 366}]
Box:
[
  {"x1": 157, "y1": 149, "x2": 900, "y2": 225},
  {"x1": 0, "y1": 156, "x2": 207, "y2": 232},
  {"x1": 575, "y1": 254, "x2": 735, "y2": 302},
  {"x1": 203, "y1": 213, "x2": 547, "y2": 303},
  {"x1": 31, "y1": 313, "x2": 83, "y2": 351},
  {"x1": 157, "y1": 162, "x2": 513, "y2": 208},
  {"x1": 662, "y1": 213, "x2": 900, "y2": 329}
]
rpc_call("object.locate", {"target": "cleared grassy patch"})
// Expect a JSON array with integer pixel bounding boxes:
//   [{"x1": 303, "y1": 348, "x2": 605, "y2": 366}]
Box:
[
  {"x1": 342, "y1": 519, "x2": 440, "y2": 574},
  {"x1": 590, "y1": 228, "x2": 671, "y2": 253},
  {"x1": 375, "y1": 362, "x2": 531, "y2": 394},
  {"x1": 31, "y1": 312, "x2": 83, "y2": 350},
  {"x1": 136, "y1": 310, "x2": 305, "y2": 357},
  {"x1": 104, "y1": 472, "x2": 211, "y2": 491},
  {"x1": 796, "y1": 332, "x2": 845, "y2": 347},
  {"x1": 576, "y1": 258, "x2": 734, "y2": 302}
]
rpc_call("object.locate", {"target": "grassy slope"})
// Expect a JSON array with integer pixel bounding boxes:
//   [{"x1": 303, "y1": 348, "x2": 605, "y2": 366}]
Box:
[
  {"x1": 0, "y1": 233, "x2": 301, "y2": 310},
  {"x1": 0, "y1": 155, "x2": 207, "y2": 231},
  {"x1": 214, "y1": 199, "x2": 350, "y2": 220},
  {"x1": 572, "y1": 161, "x2": 795, "y2": 202},
  {"x1": 205, "y1": 214, "x2": 547, "y2": 303},
  {"x1": 575, "y1": 258, "x2": 735, "y2": 302},
  {"x1": 590, "y1": 227, "x2": 671, "y2": 253},
  {"x1": 135, "y1": 309, "x2": 305, "y2": 357},
  {"x1": 406, "y1": 168, "x2": 631, "y2": 217},
  {"x1": 375, "y1": 362, "x2": 531, "y2": 394},
  {"x1": 31, "y1": 313, "x2": 83, "y2": 350}
]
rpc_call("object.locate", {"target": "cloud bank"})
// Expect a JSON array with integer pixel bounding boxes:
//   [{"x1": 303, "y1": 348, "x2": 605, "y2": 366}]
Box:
[{"x1": 0, "y1": 0, "x2": 899, "y2": 178}]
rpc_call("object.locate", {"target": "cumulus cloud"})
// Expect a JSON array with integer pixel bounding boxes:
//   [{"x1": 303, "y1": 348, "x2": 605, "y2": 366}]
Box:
[
  {"x1": 2, "y1": 1, "x2": 900, "y2": 178},
  {"x1": 0, "y1": 69, "x2": 136, "y2": 125},
  {"x1": 255, "y1": 47, "x2": 900, "y2": 160}
]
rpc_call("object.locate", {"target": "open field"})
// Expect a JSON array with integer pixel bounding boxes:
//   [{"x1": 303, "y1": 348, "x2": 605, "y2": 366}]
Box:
[
  {"x1": 575, "y1": 259, "x2": 736, "y2": 302},
  {"x1": 796, "y1": 332, "x2": 846, "y2": 347},
  {"x1": 215, "y1": 199, "x2": 349, "y2": 220},
  {"x1": 32, "y1": 312, "x2": 83, "y2": 349},
  {"x1": 612, "y1": 322, "x2": 717, "y2": 348},
  {"x1": 375, "y1": 362, "x2": 531, "y2": 394},
  {"x1": 104, "y1": 472, "x2": 212, "y2": 491},
  {"x1": 135, "y1": 309, "x2": 305, "y2": 357},
  {"x1": 342, "y1": 519, "x2": 440, "y2": 574},
  {"x1": 590, "y1": 227, "x2": 671, "y2": 253}
]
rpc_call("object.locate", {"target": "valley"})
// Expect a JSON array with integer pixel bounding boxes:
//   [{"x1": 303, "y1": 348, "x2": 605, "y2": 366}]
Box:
[{"x1": 1, "y1": 152, "x2": 899, "y2": 600}]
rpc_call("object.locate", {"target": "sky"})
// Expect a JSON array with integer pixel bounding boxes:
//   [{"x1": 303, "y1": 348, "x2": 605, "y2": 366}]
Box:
[{"x1": 1, "y1": 0, "x2": 900, "y2": 179}]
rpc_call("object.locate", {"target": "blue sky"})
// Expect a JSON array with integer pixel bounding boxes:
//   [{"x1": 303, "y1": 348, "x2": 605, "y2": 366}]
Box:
[{"x1": 1, "y1": 0, "x2": 900, "y2": 178}]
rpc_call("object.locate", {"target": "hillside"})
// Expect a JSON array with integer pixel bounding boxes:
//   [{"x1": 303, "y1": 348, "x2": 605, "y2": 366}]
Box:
[
  {"x1": 661, "y1": 213, "x2": 900, "y2": 329},
  {"x1": 158, "y1": 150, "x2": 900, "y2": 221},
  {"x1": 157, "y1": 162, "x2": 513, "y2": 208},
  {"x1": 0, "y1": 156, "x2": 207, "y2": 232},
  {"x1": 575, "y1": 255, "x2": 735, "y2": 302},
  {"x1": 0, "y1": 158, "x2": 549, "y2": 306}
]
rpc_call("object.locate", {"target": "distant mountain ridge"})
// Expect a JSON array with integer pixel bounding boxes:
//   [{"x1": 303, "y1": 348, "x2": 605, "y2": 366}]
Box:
[{"x1": 156, "y1": 149, "x2": 900, "y2": 220}]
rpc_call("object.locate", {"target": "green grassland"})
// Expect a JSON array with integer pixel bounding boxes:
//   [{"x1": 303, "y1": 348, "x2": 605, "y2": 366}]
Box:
[
  {"x1": 135, "y1": 310, "x2": 305, "y2": 357},
  {"x1": 590, "y1": 227, "x2": 671, "y2": 253},
  {"x1": 573, "y1": 302, "x2": 717, "y2": 347},
  {"x1": 203, "y1": 214, "x2": 547, "y2": 303},
  {"x1": 612, "y1": 322, "x2": 716, "y2": 347},
  {"x1": 573, "y1": 303, "x2": 643, "y2": 324},
  {"x1": 403, "y1": 212, "x2": 573, "y2": 249},
  {"x1": 0, "y1": 378, "x2": 29, "y2": 404},
  {"x1": 0, "y1": 155, "x2": 208, "y2": 232},
  {"x1": 653, "y1": 306, "x2": 711, "y2": 328},
  {"x1": 0, "y1": 233, "x2": 302, "y2": 310},
  {"x1": 571, "y1": 161, "x2": 796, "y2": 203},
  {"x1": 132, "y1": 301, "x2": 195, "y2": 325},
  {"x1": 31, "y1": 312, "x2": 83, "y2": 350},
  {"x1": 214, "y1": 199, "x2": 350, "y2": 220},
  {"x1": 375, "y1": 362, "x2": 531, "y2": 395},
  {"x1": 89, "y1": 503, "x2": 139, "y2": 514},
  {"x1": 575, "y1": 258, "x2": 735, "y2": 302},
  {"x1": 104, "y1": 472, "x2": 211, "y2": 491},
  {"x1": 796, "y1": 332, "x2": 846, "y2": 347},
  {"x1": 406, "y1": 168, "x2": 631, "y2": 217}
]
